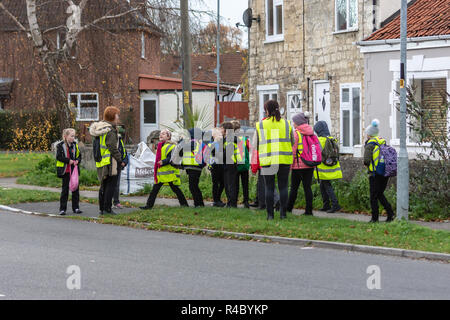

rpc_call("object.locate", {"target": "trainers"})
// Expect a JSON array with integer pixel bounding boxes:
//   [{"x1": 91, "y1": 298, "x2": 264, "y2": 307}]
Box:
[
  {"x1": 59, "y1": 211, "x2": 66, "y2": 216},
  {"x1": 73, "y1": 209, "x2": 83, "y2": 214},
  {"x1": 113, "y1": 203, "x2": 123, "y2": 209},
  {"x1": 326, "y1": 206, "x2": 341, "y2": 213}
]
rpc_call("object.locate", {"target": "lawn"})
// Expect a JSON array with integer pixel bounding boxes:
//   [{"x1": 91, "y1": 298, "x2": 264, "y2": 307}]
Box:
[
  {"x1": 1, "y1": 187, "x2": 448, "y2": 254},
  {"x1": 80, "y1": 206, "x2": 450, "y2": 254},
  {"x1": 0, "y1": 152, "x2": 51, "y2": 177}
]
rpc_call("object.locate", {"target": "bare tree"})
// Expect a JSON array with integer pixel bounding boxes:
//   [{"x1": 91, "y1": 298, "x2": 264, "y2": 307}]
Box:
[{"x1": 0, "y1": 0, "x2": 213, "y2": 129}]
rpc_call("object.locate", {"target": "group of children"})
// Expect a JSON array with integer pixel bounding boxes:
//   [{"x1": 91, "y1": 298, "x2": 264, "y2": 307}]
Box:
[{"x1": 57, "y1": 104, "x2": 395, "y2": 223}]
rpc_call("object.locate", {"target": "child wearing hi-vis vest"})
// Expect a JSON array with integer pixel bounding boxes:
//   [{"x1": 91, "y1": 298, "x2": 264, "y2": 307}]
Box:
[
  {"x1": 140, "y1": 129, "x2": 188, "y2": 210},
  {"x1": 56, "y1": 128, "x2": 82, "y2": 216}
]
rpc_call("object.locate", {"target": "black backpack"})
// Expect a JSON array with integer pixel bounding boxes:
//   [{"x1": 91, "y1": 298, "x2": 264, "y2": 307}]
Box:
[
  {"x1": 93, "y1": 136, "x2": 102, "y2": 163},
  {"x1": 321, "y1": 137, "x2": 339, "y2": 166}
]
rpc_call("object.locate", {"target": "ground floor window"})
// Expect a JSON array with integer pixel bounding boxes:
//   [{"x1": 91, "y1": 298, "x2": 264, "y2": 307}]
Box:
[
  {"x1": 340, "y1": 83, "x2": 361, "y2": 153},
  {"x1": 287, "y1": 91, "x2": 302, "y2": 119},
  {"x1": 69, "y1": 93, "x2": 99, "y2": 121},
  {"x1": 257, "y1": 85, "x2": 279, "y2": 121},
  {"x1": 392, "y1": 77, "x2": 448, "y2": 144}
]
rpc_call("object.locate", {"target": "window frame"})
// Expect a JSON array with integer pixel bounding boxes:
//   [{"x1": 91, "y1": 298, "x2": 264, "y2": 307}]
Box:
[
  {"x1": 287, "y1": 90, "x2": 303, "y2": 120},
  {"x1": 340, "y1": 83, "x2": 361, "y2": 154},
  {"x1": 141, "y1": 31, "x2": 146, "y2": 59},
  {"x1": 391, "y1": 72, "x2": 448, "y2": 146},
  {"x1": 257, "y1": 84, "x2": 279, "y2": 121},
  {"x1": 334, "y1": 0, "x2": 358, "y2": 33},
  {"x1": 265, "y1": 0, "x2": 284, "y2": 43},
  {"x1": 68, "y1": 92, "x2": 100, "y2": 122}
]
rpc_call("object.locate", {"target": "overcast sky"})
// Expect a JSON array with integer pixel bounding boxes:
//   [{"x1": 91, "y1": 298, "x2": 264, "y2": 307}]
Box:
[{"x1": 196, "y1": 0, "x2": 250, "y2": 48}]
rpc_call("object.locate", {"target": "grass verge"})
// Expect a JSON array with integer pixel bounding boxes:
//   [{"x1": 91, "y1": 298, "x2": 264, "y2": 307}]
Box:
[
  {"x1": 0, "y1": 152, "x2": 51, "y2": 177},
  {"x1": 72, "y1": 205, "x2": 450, "y2": 254}
]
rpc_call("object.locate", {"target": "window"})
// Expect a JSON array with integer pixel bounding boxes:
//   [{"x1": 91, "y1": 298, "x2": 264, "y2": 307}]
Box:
[
  {"x1": 141, "y1": 32, "x2": 146, "y2": 59},
  {"x1": 257, "y1": 85, "x2": 279, "y2": 120},
  {"x1": 69, "y1": 93, "x2": 99, "y2": 121},
  {"x1": 143, "y1": 100, "x2": 156, "y2": 124},
  {"x1": 392, "y1": 78, "x2": 447, "y2": 144},
  {"x1": 265, "y1": 0, "x2": 284, "y2": 42},
  {"x1": 287, "y1": 91, "x2": 302, "y2": 119},
  {"x1": 335, "y1": 0, "x2": 357, "y2": 32},
  {"x1": 340, "y1": 83, "x2": 361, "y2": 153}
]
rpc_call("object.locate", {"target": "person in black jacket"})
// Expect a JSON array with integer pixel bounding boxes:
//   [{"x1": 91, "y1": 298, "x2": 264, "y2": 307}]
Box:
[
  {"x1": 113, "y1": 126, "x2": 128, "y2": 209},
  {"x1": 56, "y1": 128, "x2": 82, "y2": 215}
]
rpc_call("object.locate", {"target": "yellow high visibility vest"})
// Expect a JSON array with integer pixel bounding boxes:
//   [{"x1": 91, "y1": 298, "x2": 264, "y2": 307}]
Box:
[
  {"x1": 157, "y1": 143, "x2": 181, "y2": 186},
  {"x1": 56, "y1": 142, "x2": 80, "y2": 170},
  {"x1": 256, "y1": 117, "x2": 293, "y2": 166},
  {"x1": 367, "y1": 137, "x2": 386, "y2": 173},
  {"x1": 182, "y1": 140, "x2": 201, "y2": 167},
  {"x1": 224, "y1": 140, "x2": 243, "y2": 164},
  {"x1": 314, "y1": 136, "x2": 343, "y2": 180},
  {"x1": 95, "y1": 133, "x2": 111, "y2": 168}
]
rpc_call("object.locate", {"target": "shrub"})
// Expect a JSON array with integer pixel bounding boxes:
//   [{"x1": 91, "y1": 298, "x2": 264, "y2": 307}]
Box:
[{"x1": 0, "y1": 110, "x2": 61, "y2": 151}]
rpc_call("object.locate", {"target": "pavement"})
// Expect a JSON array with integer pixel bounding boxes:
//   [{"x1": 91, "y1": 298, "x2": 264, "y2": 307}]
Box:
[
  {"x1": 1, "y1": 177, "x2": 449, "y2": 231},
  {"x1": 0, "y1": 209, "x2": 449, "y2": 300}
]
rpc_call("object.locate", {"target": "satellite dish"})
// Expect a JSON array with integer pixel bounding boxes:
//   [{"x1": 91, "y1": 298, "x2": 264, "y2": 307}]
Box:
[{"x1": 243, "y1": 8, "x2": 260, "y2": 28}]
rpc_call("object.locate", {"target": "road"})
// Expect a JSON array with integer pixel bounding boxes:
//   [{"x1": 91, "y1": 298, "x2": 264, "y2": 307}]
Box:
[{"x1": 0, "y1": 210, "x2": 448, "y2": 300}]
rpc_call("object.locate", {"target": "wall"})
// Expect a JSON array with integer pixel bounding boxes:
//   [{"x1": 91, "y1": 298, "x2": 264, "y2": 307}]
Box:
[
  {"x1": 0, "y1": 29, "x2": 161, "y2": 144},
  {"x1": 249, "y1": 0, "x2": 374, "y2": 138},
  {"x1": 363, "y1": 46, "x2": 450, "y2": 158}
]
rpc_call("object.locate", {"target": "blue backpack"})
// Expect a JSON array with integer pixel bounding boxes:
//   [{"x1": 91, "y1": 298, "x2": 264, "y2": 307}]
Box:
[{"x1": 369, "y1": 142, "x2": 397, "y2": 177}]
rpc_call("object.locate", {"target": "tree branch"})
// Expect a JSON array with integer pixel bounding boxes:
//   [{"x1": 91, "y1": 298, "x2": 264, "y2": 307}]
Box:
[{"x1": 0, "y1": 2, "x2": 30, "y2": 35}]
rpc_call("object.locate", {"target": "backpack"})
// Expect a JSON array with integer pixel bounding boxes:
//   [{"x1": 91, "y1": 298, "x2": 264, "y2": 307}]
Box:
[
  {"x1": 297, "y1": 132, "x2": 322, "y2": 167},
  {"x1": 93, "y1": 136, "x2": 102, "y2": 163},
  {"x1": 322, "y1": 137, "x2": 340, "y2": 166},
  {"x1": 368, "y1": 141, "x2": 397, "y2": 177},
  {"x1": 237, "y1": 137, "x2": 250, "y2": 172}
]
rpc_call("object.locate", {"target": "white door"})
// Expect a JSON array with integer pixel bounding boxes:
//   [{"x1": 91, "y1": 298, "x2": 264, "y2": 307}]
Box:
[
  {"x1": 313, "y1": 81, "x2": 331, "y2": 130},
  {"x1": 140, "y1": 94, "x2": 159, "y2": 143}
]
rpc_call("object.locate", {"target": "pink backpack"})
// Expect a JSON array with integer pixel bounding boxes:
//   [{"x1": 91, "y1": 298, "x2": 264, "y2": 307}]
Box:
[{"x1": 297, "y1": 133, "x2": 322, "y2": 167}]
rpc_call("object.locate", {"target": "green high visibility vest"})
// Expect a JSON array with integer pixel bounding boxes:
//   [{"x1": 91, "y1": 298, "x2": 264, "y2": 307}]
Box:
[
  {"x1": 56, "y1": 142, "x2": 80, "y2": 171},
  {"x1": 95, "y1": 133, "x2": 111, "y2": 168},
  {"x1": 314, "y1": 136, "x2": 343, "y2": 180},
  {"x1": 367, "y1": 137, "x2": 386, "y2": 173},
  {"x1": 157, "y1": 143, "x2": 181, "y2": 186},
  {"x1": 256, "y1": 117, "x2": 293, "y2": 166}
]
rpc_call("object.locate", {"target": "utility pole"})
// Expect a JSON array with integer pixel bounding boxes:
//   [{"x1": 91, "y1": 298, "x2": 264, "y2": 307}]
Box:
[
  {"x1": 397, "y1": 0, "x2": 409, "y2": 220},
  {"x1": 216, "y1": 0, "x2": 221, "y2": 126},
  {"x1": 181, "y1": 0, "x2": 192, "y2": 128}
]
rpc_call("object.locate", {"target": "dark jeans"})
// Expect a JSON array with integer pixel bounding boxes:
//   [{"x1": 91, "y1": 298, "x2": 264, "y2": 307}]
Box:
[
  {"x1": 99, "y1": 174, "x2": 118, "y2": 213},
  {"x1": 319, "y1": 180, "x2": 339, "y2": 209},
  {"x1": 262, "y1": 164, "x2": 290, "y2": 218},
  {"x1": 145, "y1": 182, "x2": 188, "y2": 208},
  {"x1": 224, "y1": 164, "x2": 238, "y2": 207},
  {"x1": 287, "y1": 168, "x2": 314, "y2": 214},
  {"x1": 113, "y1": 167, "x2": 122, "y2": 205},
  {"x1": 369, "y1": 175, "x2": 394, "y2": 221},
  {"x1": 59, "y1": 172, "x2": 79, "y2": 212},
  {"x1": 256, "y1": 171, "x2": 279, "y2": 209},
  {"x1": 236, "y1": 170, "x2": 249, "y2": 204},
  {"x1": 186, "y1": 169, "x2": 204, "y2": 207},
  {"x1": 211, "y1": 164, "x2": 225, "y2": 203}
]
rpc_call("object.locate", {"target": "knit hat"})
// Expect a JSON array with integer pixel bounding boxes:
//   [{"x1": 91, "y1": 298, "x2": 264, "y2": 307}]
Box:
[
  {"x1": 292, "y1": 113, "x2": 308, "y2": 126},
  {"x1": 365, "y1": 119, "x2": 380, "y2": 137}
]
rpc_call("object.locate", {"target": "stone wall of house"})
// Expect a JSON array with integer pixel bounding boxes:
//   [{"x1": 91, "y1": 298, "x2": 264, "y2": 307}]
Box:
[{"x1": 248, "y1": 0, "x2": 375, "y2": 138}]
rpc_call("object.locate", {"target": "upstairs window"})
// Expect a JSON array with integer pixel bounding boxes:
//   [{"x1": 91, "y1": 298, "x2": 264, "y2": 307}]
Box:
[
  {"x1": 335, "y1": 0, "x2": 358, "y2": 32},
  {"x1": 266, "y1": 0, "x2": 284, "y2": 42}
]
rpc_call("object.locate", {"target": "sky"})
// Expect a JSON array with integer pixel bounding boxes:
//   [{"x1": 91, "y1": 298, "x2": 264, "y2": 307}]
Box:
[{"x1": 197, "y1": 0, "x2": 250, "y2": 48}]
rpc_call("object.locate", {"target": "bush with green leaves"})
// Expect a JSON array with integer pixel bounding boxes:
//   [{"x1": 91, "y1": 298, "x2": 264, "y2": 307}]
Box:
[{"x1": 17, "y1": 155, "x2": 99, "y2": 188}]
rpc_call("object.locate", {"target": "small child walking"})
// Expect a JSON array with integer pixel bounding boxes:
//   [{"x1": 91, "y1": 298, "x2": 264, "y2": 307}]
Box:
[{"x1": 56, "y1": 128, "x2": 83, "y2": 215}]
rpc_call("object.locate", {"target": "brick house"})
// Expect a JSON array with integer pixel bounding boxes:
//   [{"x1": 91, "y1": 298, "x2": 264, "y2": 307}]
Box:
[
  {"x1": 0, "y1": 0, "x2": 162, "y2": 144},
  {"x1": 248, "y1": 0, "x2": 410, "y2": 154},
  {"x1": 358, "y1": 0, "x2": 450, "y2": 158}
]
